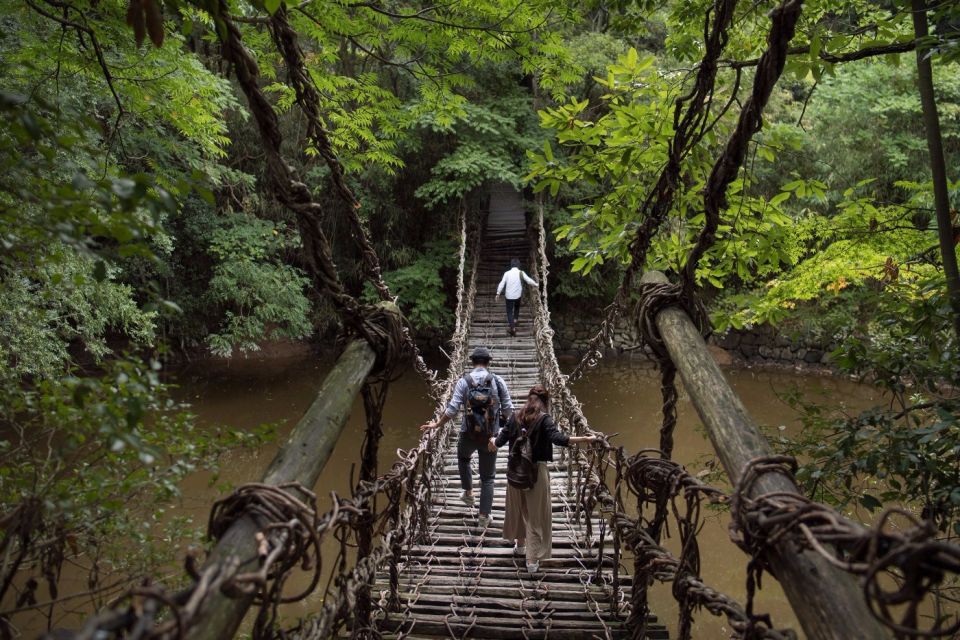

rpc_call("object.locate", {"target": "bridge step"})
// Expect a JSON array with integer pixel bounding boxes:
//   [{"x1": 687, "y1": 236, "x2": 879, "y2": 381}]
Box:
[
  {"x1": 381, "y1": 581, "x2": 626, "y2": 602},
  {"x1": 376, "y1": 617, "x2": 669, "y2": 639}
]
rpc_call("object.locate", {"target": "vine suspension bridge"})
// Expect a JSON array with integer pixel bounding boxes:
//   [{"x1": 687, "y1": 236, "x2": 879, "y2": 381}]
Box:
[
  {"x1": 372, "y1": 185, "x2": 666, "y2": 639},
  {"x1": 53, "y1": 186, "x2": 960, "y2": 640}
]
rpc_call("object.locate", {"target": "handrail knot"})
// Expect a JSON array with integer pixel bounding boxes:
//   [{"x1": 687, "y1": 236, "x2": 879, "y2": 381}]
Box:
[
  {"x1": 207, "y1": 482, "x2": 321, "y2": 604},
  {"x1": 633, "y1": 279, "x2": 711, "y2": 362},
  {"x1": 339, "y1": 300, "x2": 412, "y2": 383}
]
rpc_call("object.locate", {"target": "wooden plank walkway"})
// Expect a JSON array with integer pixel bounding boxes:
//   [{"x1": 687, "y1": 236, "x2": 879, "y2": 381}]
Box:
[{"x1": 374, "y1": 185, "x2": 667, "y2": 638}]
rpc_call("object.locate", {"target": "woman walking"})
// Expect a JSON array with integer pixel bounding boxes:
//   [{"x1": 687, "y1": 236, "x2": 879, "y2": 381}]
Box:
[{"x1": 496, "y1": 384, "x2": 597, "y2": 573}]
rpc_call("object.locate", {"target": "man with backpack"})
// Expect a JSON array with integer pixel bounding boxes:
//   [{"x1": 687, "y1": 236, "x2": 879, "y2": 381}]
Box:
[
  {"x1": 495, "y1": 258, "x2": 539, "y2": 337},
  {"x1": 419, "y1": 347, "x2": 514, "y2": 529}
]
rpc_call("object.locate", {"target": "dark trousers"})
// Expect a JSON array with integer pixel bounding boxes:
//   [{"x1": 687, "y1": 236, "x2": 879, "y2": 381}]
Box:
[
  {"x1": 457, "y1": 433, "x2": 496, "y2": 515},
  {"x1": 505, "y1": 297, "x2": 521, "y2": 328}
]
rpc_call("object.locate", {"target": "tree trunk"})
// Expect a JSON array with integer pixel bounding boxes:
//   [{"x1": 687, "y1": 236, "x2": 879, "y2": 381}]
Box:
[{"x1": 911, "y1": 0, "x2": 960, "y2": 341}]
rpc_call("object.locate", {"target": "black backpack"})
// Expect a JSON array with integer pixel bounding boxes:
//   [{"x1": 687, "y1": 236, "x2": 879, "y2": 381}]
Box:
[
  {"x1": 464, "y1": 373, "x2": 497, "y2": 441},
  {"x1": 507, "y1": 414, "x2": 546, "y2": 490}
]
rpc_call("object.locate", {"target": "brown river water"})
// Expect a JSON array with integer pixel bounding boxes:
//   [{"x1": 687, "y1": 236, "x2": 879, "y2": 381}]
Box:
[{"x1": 14, "y1": 351, "x2": 886, "y2": 638}]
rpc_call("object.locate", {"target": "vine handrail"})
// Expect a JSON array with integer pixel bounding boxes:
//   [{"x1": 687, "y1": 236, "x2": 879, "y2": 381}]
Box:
[{"x1": 529, "y1": 201, "x2": 959, "y2": 639}]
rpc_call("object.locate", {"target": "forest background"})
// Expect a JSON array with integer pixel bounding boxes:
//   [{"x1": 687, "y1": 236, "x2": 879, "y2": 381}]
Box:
[{"x1": 1, "y1": 0, "x2": 958, "y2": 635}]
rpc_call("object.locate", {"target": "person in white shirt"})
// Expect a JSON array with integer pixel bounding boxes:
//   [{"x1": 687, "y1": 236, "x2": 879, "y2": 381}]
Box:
[{"x1": 496, "y1": 259, "x2": 539, "y2": 337}]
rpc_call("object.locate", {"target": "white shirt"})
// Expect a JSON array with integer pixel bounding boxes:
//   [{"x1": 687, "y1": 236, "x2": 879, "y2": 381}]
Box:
[{"x1": 497, "y1": 268, "x2": 538, "y2": 300}]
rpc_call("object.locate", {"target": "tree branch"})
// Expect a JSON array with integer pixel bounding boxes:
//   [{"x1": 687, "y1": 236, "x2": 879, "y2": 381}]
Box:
[
  {"x1": 723, "y1": 39, "x2": 916, "y2": 69},
  {"x1": 23, "y1": 0, "x2": 125, "y2": 136}
]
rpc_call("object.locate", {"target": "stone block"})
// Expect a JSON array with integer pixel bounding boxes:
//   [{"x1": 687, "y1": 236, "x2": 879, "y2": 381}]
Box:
[{"x1": 714, "y1": 332, "x2": 741, "y2": 349}]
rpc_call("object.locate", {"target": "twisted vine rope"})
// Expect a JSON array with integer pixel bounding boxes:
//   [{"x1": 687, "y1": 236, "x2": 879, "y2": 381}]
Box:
[
  {"x1": 730, "y1": 457, "x2": 960, "y2": 638},
  {"x1": 265, "y1": 7, "x2": 440, "y2": 393},
  {"x1": 531, "y1": 197, "x2": 795, "y2": 639},
  {"x1": 566, "y1": 0, "x2": 740, "y2": 384}
]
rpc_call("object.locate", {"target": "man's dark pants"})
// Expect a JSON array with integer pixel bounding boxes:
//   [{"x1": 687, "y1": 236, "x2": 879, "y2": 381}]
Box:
[
  {"x1": 505, "y1": 297, "x2": 521, "y2": 329},
  {"x1": 457, "y1": 433, "x2": 496, "y2": 514}
]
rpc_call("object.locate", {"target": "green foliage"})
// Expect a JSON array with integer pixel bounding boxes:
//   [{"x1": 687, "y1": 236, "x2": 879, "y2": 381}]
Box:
[
  {"x1": 0, "y1": 93, "x2": 172, "y2": 378},
  {"x1": 204, "y1": 213, "x2": 312, "y2": 357},
  {"x1": 769, "y1": 63, "x2": 960, "y2": 205},
  {"x1": 0, "y1": 358, "x2": 269, "y2": 597},
  {"x1": 414, "y1": 90, "x2": 545, "y2": 208},
  {"x1": 778, "y1": 399, "x2": 960, "y2": 535},
  {"x1": 0, "y1": 21, "x2": 265, "y2": 622},
  {"x1": 713, "y1": 181, "x2": 942, "y2": 330},
  {"x1": 365, "y1": 240, "x2": 457, "y2": 332},
  {"x1": 710, "y1": 61, "x2": 960, "y2": 331},
  {"x1": 0, "y1": 252, "x2": 157, "y2": 380},
  {"x1": 242, "y1": 0, "x2": 584, "y2": 176},
  {"x1": 543, "y1": 202, "x2": 623, "y2": 303},
  {"x1": 528, "y1": 48, "x2": 678, "y2": 272},
  {"x1": 2, "y1": 2, "x2": 240, "y2": 176},
  {"x1": 527, "y1": 46, "x2": 799, "y2": 289},
  {"x1": 0, "y1": 93, "x2": 169, "y2": 267},
  {"x1": 771, "y1": 274, "x2": 960, "y2": 534}
]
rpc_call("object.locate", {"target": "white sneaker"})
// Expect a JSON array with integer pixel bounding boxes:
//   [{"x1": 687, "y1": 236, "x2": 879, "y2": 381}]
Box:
[
  {"x1": 513, "y1": 544, "x2": 525, "y2": 556},
  {"x1": 477, "y1": 514, "x2": 492, "y2": 529},
  {"x1": 460, "y1": 491, "x2": 475, "y2": 506},
  {"x1": 526, "y1": 561, "x2": 539, "y2": 573}
]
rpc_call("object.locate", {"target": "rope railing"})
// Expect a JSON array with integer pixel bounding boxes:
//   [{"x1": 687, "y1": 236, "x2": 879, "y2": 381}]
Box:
[
  {"x1": 269, "y1": 208, "x2": 483, "y2": 640},
  {"x1": 528, "y1": 202, "x2": 789, "y2": 639},
  {"x1": 365, "y1": 208, "x2": 482, "y2": 640},
  {"x1": 529, "y1": 200, "x2": 960, "y2": 639}
]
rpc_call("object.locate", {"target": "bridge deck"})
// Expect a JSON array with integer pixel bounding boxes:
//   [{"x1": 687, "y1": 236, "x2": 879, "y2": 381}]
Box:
[{"x1": 374, "y1": 186, "x2": 667, "y2": 638}]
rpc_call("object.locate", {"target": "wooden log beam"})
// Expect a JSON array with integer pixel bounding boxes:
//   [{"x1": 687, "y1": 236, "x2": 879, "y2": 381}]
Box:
[
  {"x1": 187, "y1": 321, "x2": 384, "y2": 640},
  {"x1": 640, "y1": 270, "x2": 889, "y2": 639}
]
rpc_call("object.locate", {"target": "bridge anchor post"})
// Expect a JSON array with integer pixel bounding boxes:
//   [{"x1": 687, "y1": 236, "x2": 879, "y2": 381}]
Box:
[
  {"x1": 640, "y1": 270, "x2": 890, "y2": 640},
  {"x1": 186, "y1": 305, "x2": 401, "y2": 640}
]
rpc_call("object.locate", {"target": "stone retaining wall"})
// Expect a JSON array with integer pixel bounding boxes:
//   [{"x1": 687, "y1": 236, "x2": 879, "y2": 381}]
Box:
[{"x1": 711, "y1": 326, "x2": 835, "y2": 366}]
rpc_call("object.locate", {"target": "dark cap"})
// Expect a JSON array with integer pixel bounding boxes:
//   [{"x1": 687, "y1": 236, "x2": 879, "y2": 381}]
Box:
[{"x1": 469, "y1": 347, "x2": 492, "y2": 362}]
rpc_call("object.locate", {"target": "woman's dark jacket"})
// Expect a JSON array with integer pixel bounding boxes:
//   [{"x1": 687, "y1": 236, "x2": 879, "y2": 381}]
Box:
[{"x1": 495, "y1": 412, "x2": 570, "y2": 463}]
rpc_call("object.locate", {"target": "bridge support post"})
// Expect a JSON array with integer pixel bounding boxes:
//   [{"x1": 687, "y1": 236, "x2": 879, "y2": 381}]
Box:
[
  {"x1": 640, "y1": 271, "x2": 890, "y2": 640},
  {"x1": 353, "y1": 382, "x2": 385, "y2": 638},
  {"x1": 186, "y1": 329, "x2": 384, "y2": 640}
]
